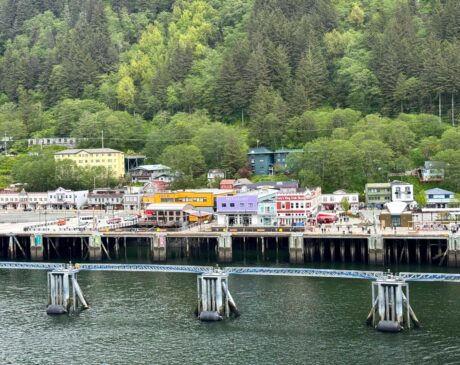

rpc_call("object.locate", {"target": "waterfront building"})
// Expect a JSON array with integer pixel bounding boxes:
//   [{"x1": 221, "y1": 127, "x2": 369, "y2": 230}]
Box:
[
  {"x1": 379, "y1": 201, "x2": 412, "y2": 228},
  {"x1": 87, "y1": 188, "x2": 125, "y2": 210},
  {"x1": 144, "y1": 203, "x2": 193, "y2": 224},
  {"x1": 215, "y1": 195, "x2": 258, "y2": 226},
  {"x1": 123, "y1": 186, "x2": 144, "y2": 211},
  {"x1": 47, "y1": 187, "x2": 88, "y2": 209},
  {"x1": 426, "y1": 188, "x2": 455, "y2": 208},
  {"x1": 256, "y1": 190, "x2": 277, "y2": 226},
  {"x1": 321, "y1": 190, "x2": 359, "y2": 211},
  {"x1": 28, "y1": 137, "x2": 77, "y2": 148},
  {"x1": 391, "y1": 180, "x2": 414, "y2": 207},
  {"x1": 54, "y1": 148, "x2": 125, "y2": 178},
  {"x1": 276, "y1": 187, "x2": 321, "y2": 226},
  {"x1": 143, "y1": 189, "x2": 234, "y2": 212},
  {"x1": 365, "y1": 183, "x2": 391, "y2": 208},
  {"x1": 0, "y1": 190, "x2": 48, "y2": 210}
]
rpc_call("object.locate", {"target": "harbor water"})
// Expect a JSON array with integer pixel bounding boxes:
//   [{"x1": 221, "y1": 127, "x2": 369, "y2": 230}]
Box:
[{"x1": 1, "y1": 262, "x2": 460, "y2": 364}]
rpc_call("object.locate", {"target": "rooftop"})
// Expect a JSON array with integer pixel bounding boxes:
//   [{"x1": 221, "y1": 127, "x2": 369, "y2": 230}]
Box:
[
  {"x1": 55, "y1": 148, "x2": 122, "y2": 155},
  {"x1": 426, "y1": 188, "x2": 454, "y2": 195},
  {"x1": 132, "y1": 164, "x2": 171, "y2": 172},
  {"x1": 365, "y1": 183, "x2": 391, "y2": 188},
  {"x1": 247, "y1": 147, "x2": 273, "y2": 154},
  {"x1": 145, "y1": 203, "x2": 193, "y2": 211}
]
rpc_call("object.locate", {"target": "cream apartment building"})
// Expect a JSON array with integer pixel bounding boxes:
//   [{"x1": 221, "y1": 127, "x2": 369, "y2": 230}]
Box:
[{"x1": 54, "y1": 148, "x2": 125, "y2": 178}]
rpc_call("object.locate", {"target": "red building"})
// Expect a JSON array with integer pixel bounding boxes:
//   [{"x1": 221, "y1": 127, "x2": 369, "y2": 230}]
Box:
[
  {"x1": 276, "y1": 187, "x2": 321, "y2": 226},
  {"x1": 219, "y1": 179, "x2": 236, "y2": 190}
]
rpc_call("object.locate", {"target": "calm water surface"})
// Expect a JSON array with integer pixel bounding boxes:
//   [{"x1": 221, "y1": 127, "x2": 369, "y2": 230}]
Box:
[{"x1": 1, "y1": 261, "x2": 460, "y2": 364}]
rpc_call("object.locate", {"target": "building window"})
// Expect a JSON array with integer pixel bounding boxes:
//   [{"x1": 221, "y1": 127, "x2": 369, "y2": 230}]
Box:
[
  {"x1": 230, "y1": 203, "x2": 235, "y2": 207},
  {"x1": 222, "y1": 203, "x2": 227, "y2": 207}
]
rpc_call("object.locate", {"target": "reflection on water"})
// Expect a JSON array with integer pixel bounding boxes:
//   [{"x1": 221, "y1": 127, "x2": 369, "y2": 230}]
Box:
[{"x1": 1, "y1": 263, "x2": 460, "y2": 364}]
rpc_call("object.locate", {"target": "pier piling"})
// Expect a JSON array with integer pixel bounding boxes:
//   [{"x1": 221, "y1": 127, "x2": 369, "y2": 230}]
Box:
[
  {"x1": 368, "y1": 235, "x2": 383, "y2": 265},
  {"x1": 151, "y1": 233, "x2": 167, "y2": 261},
  {"x1": 289, "y1": 233, "x2": 304, "y2": 263},
  {"x1": 88, "y1": 234, "x2": 102, "y2": 261},
  {"x1": 217, "y1": 233, "x2": 232, "y2": 262},
  {"x1": 30, "y1": 234, "x2": 43, "y2": 261}
]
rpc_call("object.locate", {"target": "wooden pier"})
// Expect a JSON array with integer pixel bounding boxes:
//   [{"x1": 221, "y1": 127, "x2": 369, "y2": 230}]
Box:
[{"x1": 0, "y1": 229, "x2": 458, "y2": 266}]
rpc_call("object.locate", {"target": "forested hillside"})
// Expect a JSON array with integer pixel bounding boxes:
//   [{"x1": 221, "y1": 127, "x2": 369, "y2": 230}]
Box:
[{"x1": 0, "y1": 0, "x2": 460, "y2": 193}]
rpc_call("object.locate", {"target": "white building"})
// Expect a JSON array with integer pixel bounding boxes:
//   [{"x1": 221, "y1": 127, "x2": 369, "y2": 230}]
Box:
[
  {"x1": 321, "y1": 190, "x2": 359, "y2": 211},
  {"x1": 87, "y1": 188, "x2": 125, "y2": 209},
  {"x1": 28, "y1": 137, "x2": 77, "y2": 148},
  {"x1": 0, "y1": 190, "x2": 48, "y2": 210},
  {"x1": 391, "y1": 181, "x2": 414, "y2": 207},
  {"x1": 47, "y1": 187, "x2": 88, "y2": 209},
  {"x1": 426, "y1": 188, "x2": 455, "y2": 208},
  {"x1": 123, "y1": 186, "x2": 144, "y2": 210},
  {"x1": 129, "y1": 164, "x2": 173, "y2": 184},
  {"x1": 207, "y1": 169, "x2": 225, "y2": 183}
]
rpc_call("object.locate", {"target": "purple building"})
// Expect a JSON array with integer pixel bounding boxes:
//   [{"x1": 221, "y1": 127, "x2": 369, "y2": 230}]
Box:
[{"x1": 216, "y1": 195, "x2": 258, "y2": 226}]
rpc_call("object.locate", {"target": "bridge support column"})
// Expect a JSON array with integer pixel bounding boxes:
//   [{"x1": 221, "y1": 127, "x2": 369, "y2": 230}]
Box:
[
  {"x1": 448, "y1": 234, "x2": 460, "y2": 267},
  {"x1": 47, "y1": 267, "x2": 89, "y2": 315},
  {"x1": 151, "y1": 233, "x2": 167, "y2": 261},
  {"x1": 197, "y1": 270, "x2": 239, "y2": 321},
  {"x1": 30, "y1": 234, "x2": 43, "y2": 261},
  {"x1": 88, "y1": 234, "x2": 102, "y2": 261},
  {"x1": 217, "y1": 233, "x2": 232, "y2": 262},
  {"x1": 289, "y1": 233, "x2": 304, "y2": 263},
  {"x1": 368, "y1": 235, "x2": 383, "y2": 265},
  {"x1": 367, "y1": 276, "x2": 419, "y2": 332}
]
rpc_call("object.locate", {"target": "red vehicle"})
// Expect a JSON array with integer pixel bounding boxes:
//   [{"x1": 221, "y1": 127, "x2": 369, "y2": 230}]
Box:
[{"x1": 316, "y1": 212, "x2": 337, "y2": 224}]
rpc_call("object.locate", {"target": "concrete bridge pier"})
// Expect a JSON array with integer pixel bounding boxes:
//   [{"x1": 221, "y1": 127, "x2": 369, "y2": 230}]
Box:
[
  {"x1": 151, "y1": 233, "x2": 167, "y2": 261},
  {"x1": 47, "y1": 267, "x2": 89, "y2": 315},
  {"x1": 367, "y1": 276, "x2": 419, "y2": 332},
  {"x1": 289, "y1": 233, "x2": 304, "y2": 263},
  {"x1": 448, "y1": 234, "x2": 460, "y2": 267},
  {"x1": 368, "y1": 235, "x2": 384, "y2": 265},
  {"x1": 197, "y1": 270, "x2": 239, "y2": 321},
  {"x1": 217, "y1": 233, "x2": 232, "y2": 262},
  {"x1": 30, "y1": 234, "x2": 43, "y2": 261},
  {"x1": 88, "y1": 234, "x2": 102, "y2": 261}
]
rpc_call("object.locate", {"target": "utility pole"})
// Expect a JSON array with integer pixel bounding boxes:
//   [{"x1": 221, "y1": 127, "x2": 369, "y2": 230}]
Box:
[{"x1": 101, "y1": 130, "x2": 104, "y2": 148}]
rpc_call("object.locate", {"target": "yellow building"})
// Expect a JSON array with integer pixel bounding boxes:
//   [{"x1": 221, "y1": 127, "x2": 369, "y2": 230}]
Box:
[
  {"x1": 54, "y1": 148, "x2": 125, "y2": 178},
  {"x1": 143, "y1": 189, "x2": 234, "y2": 210}
]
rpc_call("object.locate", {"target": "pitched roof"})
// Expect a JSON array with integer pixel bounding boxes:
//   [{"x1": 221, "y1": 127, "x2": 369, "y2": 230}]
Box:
[
  {"x1": 55, "y1": 148, "x2": 122, "y2": 155},
  {"x1": 426, "y1": 188, "x2": 454, "y2": 195},
  {"x1": 133, "y1": 164, "x2": 171, "y2": 171},
  {"x1": 145, "y1": 203, "x2": 193, "y2": 211},
  {"x1": 391, "y1": 180, "x2": 411, "y2": 186}
]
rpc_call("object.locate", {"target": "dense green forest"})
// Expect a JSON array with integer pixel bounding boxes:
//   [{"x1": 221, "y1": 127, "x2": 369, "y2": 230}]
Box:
[{"x1": 0, "y1": 0, "x2": 460, "y2": 193}]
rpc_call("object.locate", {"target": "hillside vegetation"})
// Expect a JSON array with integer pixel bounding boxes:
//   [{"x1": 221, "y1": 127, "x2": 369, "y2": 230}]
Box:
[{"x1": 0, "y1": 0, "x2": 460, "y2": 192}]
